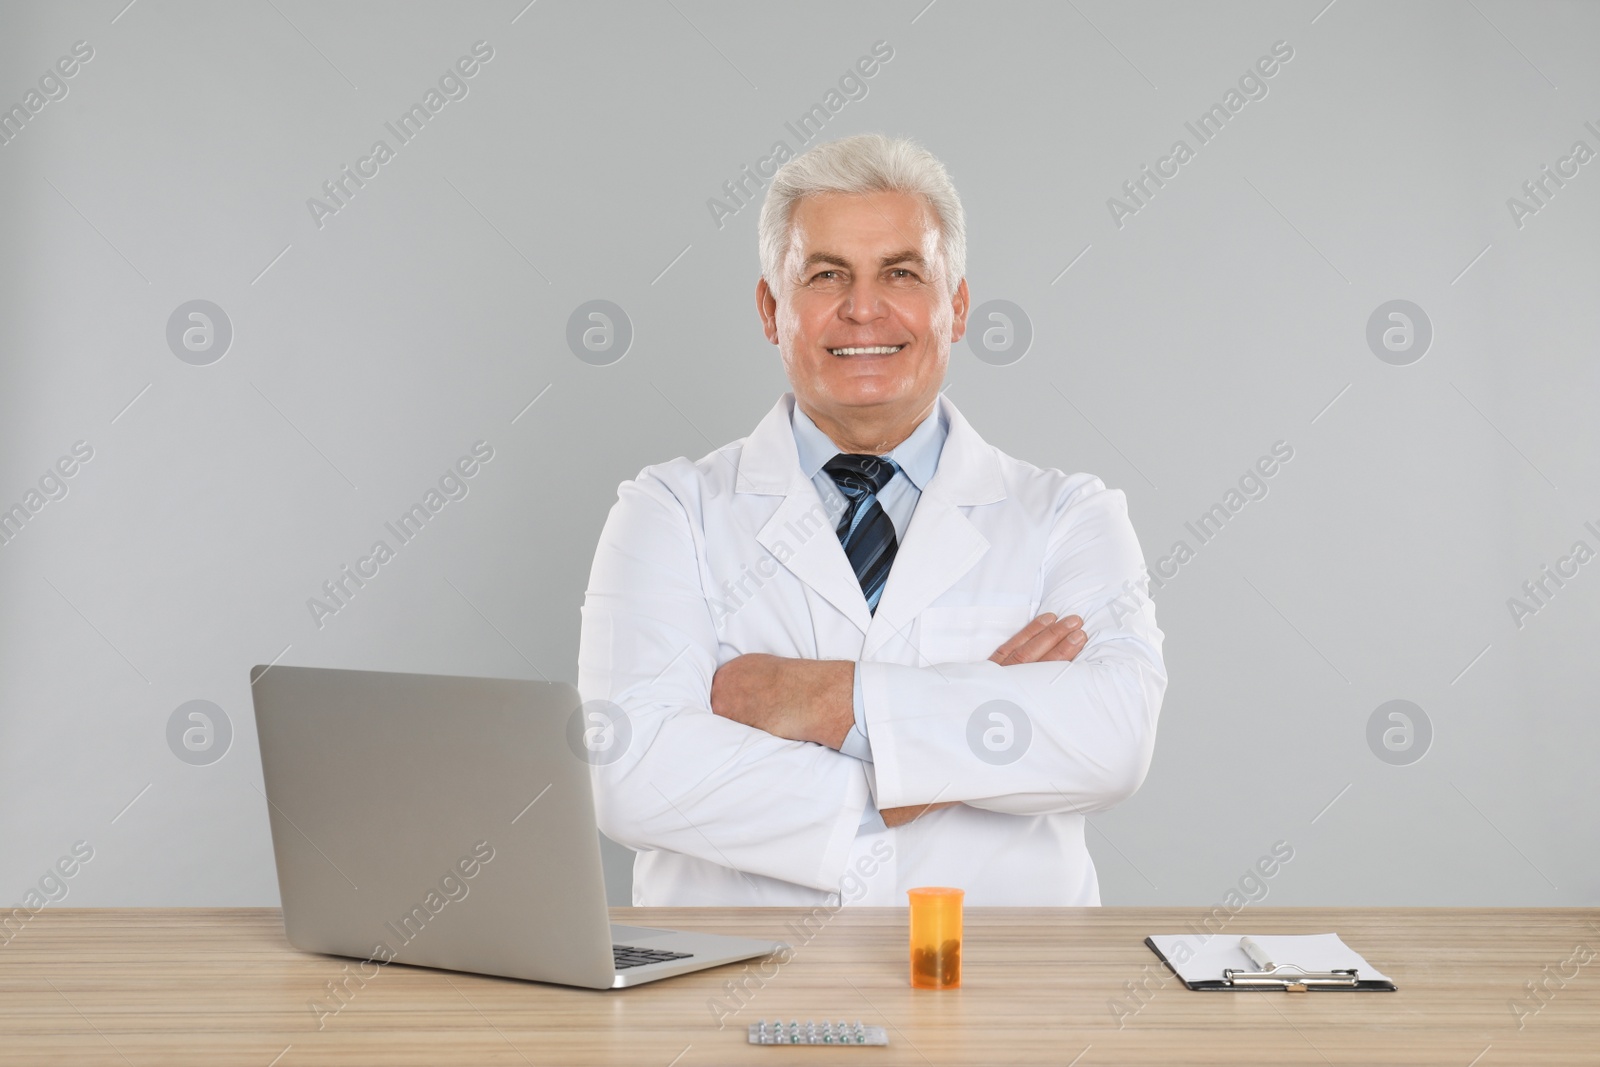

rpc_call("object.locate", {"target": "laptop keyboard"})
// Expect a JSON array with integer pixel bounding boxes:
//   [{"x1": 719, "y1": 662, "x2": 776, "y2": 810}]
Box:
[{"x1": 613, "y1": 943, "x2": 694, "y2": 970}]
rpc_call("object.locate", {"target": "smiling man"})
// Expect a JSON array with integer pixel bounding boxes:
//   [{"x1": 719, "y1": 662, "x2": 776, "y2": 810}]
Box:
[{"x1": 578, "y1": 134, "x2": 1166, "y2": 906}]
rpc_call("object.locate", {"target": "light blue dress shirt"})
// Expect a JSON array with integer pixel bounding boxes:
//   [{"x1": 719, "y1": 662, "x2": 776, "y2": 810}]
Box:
[{"x1": 790, "y1": 400, "x2": 949, "y2": 831}]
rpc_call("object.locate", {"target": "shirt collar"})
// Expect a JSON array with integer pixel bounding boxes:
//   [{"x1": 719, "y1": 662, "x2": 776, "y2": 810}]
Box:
[{"x1": 790, "y1": 398, "x2": 948, "y2": 491}]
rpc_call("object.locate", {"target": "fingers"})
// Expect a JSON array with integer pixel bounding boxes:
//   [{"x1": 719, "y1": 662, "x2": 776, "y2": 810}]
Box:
[
  {"x1": 1028, "y1": 620, "x2": 1085, "y2": 664},
  {"x1": 990, "y1": 613, "x2": 1064, "y2": 664},
  {"x1": 991, "y1": 613, "x2": 1084, "y2": 665},
  {"x1": 1035, "y1": 628, "x2": 1087, "y2": 662}
]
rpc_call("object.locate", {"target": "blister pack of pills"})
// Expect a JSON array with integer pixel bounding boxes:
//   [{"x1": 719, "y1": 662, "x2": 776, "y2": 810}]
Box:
[{"x1": 747, "y1": 1019, "x2": 888, "y2": 1045}]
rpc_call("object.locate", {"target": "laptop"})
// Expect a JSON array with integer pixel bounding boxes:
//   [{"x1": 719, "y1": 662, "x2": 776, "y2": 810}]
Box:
[{"x1": 249, "y1": 664, "x2": 787, "y2": 989}]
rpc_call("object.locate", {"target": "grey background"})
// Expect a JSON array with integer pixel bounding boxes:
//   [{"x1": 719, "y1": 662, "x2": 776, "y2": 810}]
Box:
[{"x1": 1, "y1": 0, "x2": 1595, "y2": 910}]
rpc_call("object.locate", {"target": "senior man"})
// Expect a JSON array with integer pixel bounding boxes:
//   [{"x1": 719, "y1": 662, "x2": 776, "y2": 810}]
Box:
[{"x1": 578, "y1": 133, "x2": 1165, "y2": 906}]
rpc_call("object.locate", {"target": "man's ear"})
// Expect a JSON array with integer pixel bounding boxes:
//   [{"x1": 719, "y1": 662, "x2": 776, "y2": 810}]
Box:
[
  {"x1": 948, "y1": 277, "x2": 970, "y2": 344},
  {"x1": 755, "y1": 276, "x2": 780, "y2": 345}
]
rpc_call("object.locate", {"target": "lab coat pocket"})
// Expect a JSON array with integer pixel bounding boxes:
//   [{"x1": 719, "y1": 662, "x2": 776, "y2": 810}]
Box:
[{"x1": 915, "y1": 604, "x2": 1036, "y2": 665}]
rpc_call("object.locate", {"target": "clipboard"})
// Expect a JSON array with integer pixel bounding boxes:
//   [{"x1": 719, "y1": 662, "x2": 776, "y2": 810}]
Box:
[{"x1": 1144, "y1": 933, "x2": 1398, "y2": 992}]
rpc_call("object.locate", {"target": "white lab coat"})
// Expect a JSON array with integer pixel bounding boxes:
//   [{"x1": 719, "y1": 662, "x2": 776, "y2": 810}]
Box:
[{"x1": 578, "y1": 391, "x2": 1165, "y2": 906}]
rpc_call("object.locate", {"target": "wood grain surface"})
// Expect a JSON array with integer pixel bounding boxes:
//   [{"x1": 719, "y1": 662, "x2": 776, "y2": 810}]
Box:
[{"x1": 2, "y1": 906, "x2": 1597, "y2": 1064}]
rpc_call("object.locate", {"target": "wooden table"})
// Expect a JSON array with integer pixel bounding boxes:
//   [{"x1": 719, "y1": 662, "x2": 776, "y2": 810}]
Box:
[{"x1": 3, "y1": 907, "x2": 1597, "y2": 1064}]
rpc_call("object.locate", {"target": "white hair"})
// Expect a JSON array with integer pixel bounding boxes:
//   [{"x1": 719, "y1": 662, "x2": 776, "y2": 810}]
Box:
[{"x1": 757, "y1": 133, "x2": 966, "y2": 294}]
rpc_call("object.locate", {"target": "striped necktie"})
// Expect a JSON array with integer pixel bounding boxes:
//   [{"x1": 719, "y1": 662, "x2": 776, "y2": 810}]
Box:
[{"x1": 823, "y1": 453, "x2": 900, "y2": 614}]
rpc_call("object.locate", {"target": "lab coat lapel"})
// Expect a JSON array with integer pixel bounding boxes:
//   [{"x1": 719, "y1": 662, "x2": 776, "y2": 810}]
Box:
[
  {"x1": 864, "y1": 394, "x2": 1007, "y2": 658},
  {"x1": 741, "y1": 394, "x2": 874, "y2": 636}
]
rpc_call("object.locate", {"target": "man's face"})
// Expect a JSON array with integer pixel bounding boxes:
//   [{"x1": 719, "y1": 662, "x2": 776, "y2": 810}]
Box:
[{"x1": 757, "y1": 190, "x2": 969, "y2": 430}]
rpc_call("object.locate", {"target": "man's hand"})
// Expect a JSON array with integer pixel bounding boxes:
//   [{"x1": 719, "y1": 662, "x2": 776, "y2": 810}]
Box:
[
  {"x1": 988, "y1": 611, "x2": 1085, "y2": 665},
  {"x1": 710, "y1": 653, "x2": 855, "y2": 749},
  {"x1": 878, "y1": 612, "x2": 1089, "y2": 828},
  {"x1": 880, "y1": 800, "x2": 958, "y2": 828}
]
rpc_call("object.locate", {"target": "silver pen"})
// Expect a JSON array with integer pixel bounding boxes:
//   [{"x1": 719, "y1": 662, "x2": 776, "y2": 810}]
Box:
[{"x1": 1240, "y1": 936, "x2": 1275, "y2": 971}]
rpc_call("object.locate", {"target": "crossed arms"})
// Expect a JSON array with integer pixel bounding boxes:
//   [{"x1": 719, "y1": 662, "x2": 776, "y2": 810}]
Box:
[{"x1": 708, "y1": 612, "x2": 1087, "y2": 827}]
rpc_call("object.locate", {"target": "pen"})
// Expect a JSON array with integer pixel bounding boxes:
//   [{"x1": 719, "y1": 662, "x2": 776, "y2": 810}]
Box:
[{"x1": 1240, "y1": 936, "x2": 1274, "y2": 971}]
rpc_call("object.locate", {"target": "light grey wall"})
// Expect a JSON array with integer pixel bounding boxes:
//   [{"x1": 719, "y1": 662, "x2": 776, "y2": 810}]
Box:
[{"x1": 1, "y1": 0, "x2": 1595, "y2": 910}]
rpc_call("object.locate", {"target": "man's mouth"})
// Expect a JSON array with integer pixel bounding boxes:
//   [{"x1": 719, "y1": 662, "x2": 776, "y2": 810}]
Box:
[{"x1": 828, "y1": 344, "x2": 907, "y2": 356}]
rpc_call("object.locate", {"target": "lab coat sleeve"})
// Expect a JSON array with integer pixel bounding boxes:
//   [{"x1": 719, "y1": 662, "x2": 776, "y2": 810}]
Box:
[
  {"x1": 859, "y1": 475, "x2": 1166, "y2": 816},
  {"x1": 578, "y1": 462, "x2": 871, "y2": 893}
]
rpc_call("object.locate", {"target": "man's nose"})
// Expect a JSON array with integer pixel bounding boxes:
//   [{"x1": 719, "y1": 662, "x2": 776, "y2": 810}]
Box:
[{"x1": 839, "y1": 278, "x2": 890, "y2": 321}]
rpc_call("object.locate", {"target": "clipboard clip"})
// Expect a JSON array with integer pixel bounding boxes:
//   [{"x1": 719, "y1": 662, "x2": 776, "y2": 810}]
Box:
[
  {"x1": 1221, "y1": 962, "x2": 1361, "y2": 992},
  {"x1": 1225, "y1": 936, "x2": 1361, "y2": 991}
]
